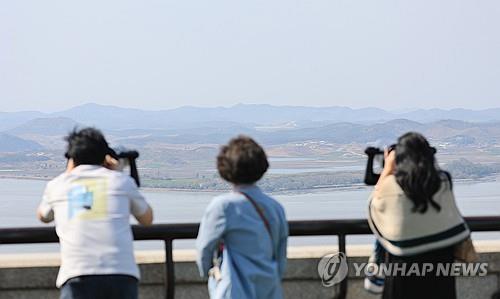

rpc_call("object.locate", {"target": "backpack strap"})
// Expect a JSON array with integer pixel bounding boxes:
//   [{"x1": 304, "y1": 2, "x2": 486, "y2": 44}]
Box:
[{"x1": 238, "y1": 191, "x2": 275, "y2": 260}]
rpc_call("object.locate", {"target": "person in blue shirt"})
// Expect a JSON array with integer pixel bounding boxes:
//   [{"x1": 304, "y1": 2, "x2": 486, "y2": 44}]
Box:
[{"x1": 196, "y1": 135, "x2": 289, "y2": 299}]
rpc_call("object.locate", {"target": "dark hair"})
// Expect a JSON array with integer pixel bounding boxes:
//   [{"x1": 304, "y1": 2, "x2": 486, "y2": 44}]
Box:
[
  {"x1": 65, "y1": 127, "x2": 110, "y2": 166},
  {"x1": 394, "y1": 132, "x2": 442, "y2": 213},
  {"x1": 217, "y1": 135, "x2": 269, "y2": 185}
]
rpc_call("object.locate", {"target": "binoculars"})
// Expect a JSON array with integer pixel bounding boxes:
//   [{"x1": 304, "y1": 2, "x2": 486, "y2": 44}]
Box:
[
  {"x1": 364, "y1": 144, "x2": 437, "y2": 185},
  {"x1": 108, "y1": 148, "x2": 141, "y2": 187},
  {"x1": 64, "y1": 148, "x2": 141, "y2": 187},
  {"x1": 363, "y1": 144, "x2": 396, "y2": 186}
]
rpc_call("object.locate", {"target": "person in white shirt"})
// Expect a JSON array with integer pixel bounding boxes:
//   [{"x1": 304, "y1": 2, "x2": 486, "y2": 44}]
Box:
[{"x1": 37, "y1": 127, "x2": 153, "y2": 299}]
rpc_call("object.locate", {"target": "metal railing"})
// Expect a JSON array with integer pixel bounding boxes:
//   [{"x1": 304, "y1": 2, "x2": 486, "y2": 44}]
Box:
[{"x1": 1, "y1": 216, "x2": 500, "y2": 299}]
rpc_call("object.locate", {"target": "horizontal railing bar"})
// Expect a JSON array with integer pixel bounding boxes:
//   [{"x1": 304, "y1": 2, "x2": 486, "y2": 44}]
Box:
[
  {"x1": 1, "y1": 216, "x2": 500, "y2": 245},
  {"x1": 0, "y1": 226, "x2": 59, "y2": 244}
]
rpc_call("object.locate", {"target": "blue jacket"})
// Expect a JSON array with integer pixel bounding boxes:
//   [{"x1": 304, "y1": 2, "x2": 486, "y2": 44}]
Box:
[{"x1": 196, "y1": 185, "x2": 288, "y2": 299}]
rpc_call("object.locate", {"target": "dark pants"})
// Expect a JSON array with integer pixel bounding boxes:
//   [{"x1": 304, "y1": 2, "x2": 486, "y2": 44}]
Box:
[
  {"x1": 60, "y1": 274, "x2": 138, "y2": 299},
  {"x1": 382, "y1": 246, "x2": 456, "y2": 299}
]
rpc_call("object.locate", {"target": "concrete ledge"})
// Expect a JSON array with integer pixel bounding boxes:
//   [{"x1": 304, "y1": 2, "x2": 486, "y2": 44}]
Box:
[{"x1": 1, "y1": 242, "x2": 500, "y2": 299}]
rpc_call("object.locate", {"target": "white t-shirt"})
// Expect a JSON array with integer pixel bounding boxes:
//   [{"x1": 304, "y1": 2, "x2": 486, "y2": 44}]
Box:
[{"x1": 38, "y1": 165, "x2": 150, "y2": 287}]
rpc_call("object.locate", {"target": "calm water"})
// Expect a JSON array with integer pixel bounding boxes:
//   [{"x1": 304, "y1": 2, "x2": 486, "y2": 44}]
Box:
[
  {"x1": 1, "y1": 177, "x2": 499, "y2": 252},
  {"x1": 267, "y1": 165, "x2": 365, "y2": 174}
]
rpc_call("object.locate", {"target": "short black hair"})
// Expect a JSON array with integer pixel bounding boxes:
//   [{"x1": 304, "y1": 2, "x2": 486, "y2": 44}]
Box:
[
  {"x1": 217, "y1": 135, "x2": 269, "y2": 185},
  {"x1": 65, "y1": 127, "x2": 110, "y2": 166}
]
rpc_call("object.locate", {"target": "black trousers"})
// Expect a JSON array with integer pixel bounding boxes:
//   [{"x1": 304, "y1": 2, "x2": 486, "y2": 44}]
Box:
[
  {"x1": 60, "y1": 274, "x2": 138, "y2": 299},
  {"x1": 383, "y1": 246, "x2": 456, "y2": 299}
]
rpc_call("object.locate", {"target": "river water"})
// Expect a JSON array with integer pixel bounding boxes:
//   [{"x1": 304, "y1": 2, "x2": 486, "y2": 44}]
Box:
[{"x1": 1, "y1": 177, "x2": 499, "y2": 252}]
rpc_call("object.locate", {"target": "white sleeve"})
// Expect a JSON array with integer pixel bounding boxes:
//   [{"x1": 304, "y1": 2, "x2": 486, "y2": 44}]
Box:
[
  {"x1": 38, "y1": 182, "x2": 54, "y2": 220},
  {"x1": 125, "y1": 177, "x2": 150, "y2": 217}
]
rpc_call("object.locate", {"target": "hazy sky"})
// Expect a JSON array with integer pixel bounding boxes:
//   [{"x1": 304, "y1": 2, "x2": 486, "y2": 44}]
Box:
[{"x1": 1, "y1": 1, "x2": 499, "y2": 112}]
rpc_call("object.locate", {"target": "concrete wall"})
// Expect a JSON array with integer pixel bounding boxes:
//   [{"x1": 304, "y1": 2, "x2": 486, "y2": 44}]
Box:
[{"x1": 1, "y1": 243, "x2": 500, "y2": 299}]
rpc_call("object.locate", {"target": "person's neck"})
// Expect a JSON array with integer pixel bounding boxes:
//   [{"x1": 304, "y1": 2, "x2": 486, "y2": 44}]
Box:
[
  {"x1": 233, "y1": 184, "x2": 259, "y2": 194},
  {"x1": 68, "y1": 164, "x2": 102, "y2": 173}
]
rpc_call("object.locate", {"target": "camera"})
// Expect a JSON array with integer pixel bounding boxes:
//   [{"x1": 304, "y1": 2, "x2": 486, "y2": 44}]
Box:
[
  {"x1": 108, "y1": 148, "x2": 141, "y2": 187},
  {"x1": 363, "y1": 144, "x2": 396, "y2": 186}
]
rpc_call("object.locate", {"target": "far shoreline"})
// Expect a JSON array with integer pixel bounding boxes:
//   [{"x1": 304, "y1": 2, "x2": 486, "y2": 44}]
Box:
[{"x1": 0, "y1": 174, "x2": 498, "y2": 195}]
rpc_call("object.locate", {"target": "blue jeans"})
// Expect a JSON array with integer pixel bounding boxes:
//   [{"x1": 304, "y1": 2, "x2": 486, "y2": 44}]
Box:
[{"x1": 60, "y1": 274, "x2": 138, "y2": 299}]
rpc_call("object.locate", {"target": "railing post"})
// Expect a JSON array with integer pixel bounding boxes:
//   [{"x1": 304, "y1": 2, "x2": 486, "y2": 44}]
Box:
[
  {"x1": 164, "y1": 239, "x2": 175, "y2": 299},
  {"x1": 335, "y1": 233, "x2": 347, "y2": 299}
]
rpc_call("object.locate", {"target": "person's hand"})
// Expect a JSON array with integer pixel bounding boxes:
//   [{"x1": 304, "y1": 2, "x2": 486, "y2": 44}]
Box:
[
  {"x1": 374, "y1": 148, "x2": 397, "y2": 194},
  {"x1": 103, "y1": 155, "x2": 120, "y2": 171},
  {"x1": 383, "y1": 149, "x2": 396, "y2": 175}
]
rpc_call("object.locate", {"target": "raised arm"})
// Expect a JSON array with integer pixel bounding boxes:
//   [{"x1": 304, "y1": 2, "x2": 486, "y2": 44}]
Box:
[
  {"x1": 37, "y1": 182, "x2": 54, "y2": 223},
  {"x1": 127, "y1": 177, "x2": 153, "y2": 226},
  {"x1": 135, "y1": 206, "x2": 153, "y2": 226},
  {"x1": 374, "y1": 149, "x2": 396, "y2": 196}
]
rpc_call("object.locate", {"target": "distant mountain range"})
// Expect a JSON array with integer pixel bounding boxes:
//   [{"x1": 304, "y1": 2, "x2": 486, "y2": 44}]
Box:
[
  {"x1": 103, "y1": 119, "x2": 500, "y2": 146},
  {"x1": 4, "y1": 117, "x2": 499, "y2": 150},
  {"x1": 1, "y1": 103, "x2": 500, "y2": 151},
  {"x1": 8, "y1": 117, "x2": 81, "y2": 136},
  {"x1": 0, "y1": 133, "x2": 44, "y2": 152},
  {"x1": 1, "y1": 103, "x2": 500, "y2": 131}
]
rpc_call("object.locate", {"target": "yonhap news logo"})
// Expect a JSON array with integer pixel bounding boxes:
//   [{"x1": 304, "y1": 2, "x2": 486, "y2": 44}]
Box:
[
  {"x1": 317, "y1": 252, "x2": 349, "y2": 287},
  {"x1": 317, "y1": 252, "x2": 489, "y2": 287}
]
